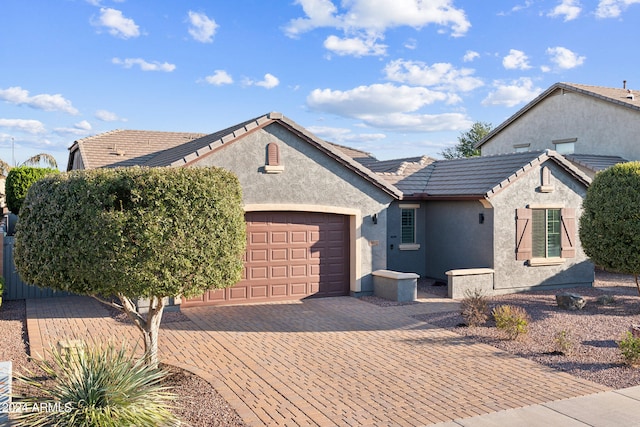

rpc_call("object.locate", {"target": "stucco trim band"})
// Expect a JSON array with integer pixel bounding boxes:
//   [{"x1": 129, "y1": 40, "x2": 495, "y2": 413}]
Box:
[{"x1": 243, "y1": 203, "x2": 362, "y2": 293}]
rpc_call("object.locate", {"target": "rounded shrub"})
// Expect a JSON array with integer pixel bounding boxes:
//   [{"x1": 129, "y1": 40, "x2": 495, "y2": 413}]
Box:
[
  {"x1": 580, "y1": 162, "x2": 640, "y2": 285},
  {"x1": 6, "y1": 166, "x2": 59, "y2": 215}
]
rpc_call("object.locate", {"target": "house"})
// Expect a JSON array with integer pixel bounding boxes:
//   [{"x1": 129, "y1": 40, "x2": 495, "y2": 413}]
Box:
[
  {"x1": 68, "y1": 113, "x2": 400, "y2": 306},
  {"x1": 377, "y1": 150, "x2": 593, "y2": 294},
  {"x1": 68, "y1": 112, "x2": 594, "y2": 303},
  {"x1": 476, "y1": 82, "x2": 638, "y2": 177}
]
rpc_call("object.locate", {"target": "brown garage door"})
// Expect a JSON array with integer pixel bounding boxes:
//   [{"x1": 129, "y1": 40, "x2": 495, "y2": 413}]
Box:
[{"x1": 183, "y1": 211, "x2": 350, "y2": 306}]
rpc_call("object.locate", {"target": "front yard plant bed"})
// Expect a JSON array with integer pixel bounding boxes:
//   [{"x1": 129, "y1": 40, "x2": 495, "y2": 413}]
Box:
[{"x1": 415, "y1": 270, "x2": 640, "y2": 389}]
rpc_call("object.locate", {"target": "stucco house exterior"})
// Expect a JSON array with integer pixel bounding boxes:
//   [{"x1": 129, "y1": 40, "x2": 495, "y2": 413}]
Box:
[
  {"x1": 376, "y1": 151, "x2": 593, "y2": 294},
  {"x1": 68, "y1": 112, "x2": 594, "y2": 304},
  {"x1": 476, "y1": 82, "x2": 638, "y2": 177}
]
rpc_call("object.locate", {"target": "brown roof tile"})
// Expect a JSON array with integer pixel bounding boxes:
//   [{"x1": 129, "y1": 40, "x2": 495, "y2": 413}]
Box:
[{"x1": 68, "y1": 129, "x2": 207, "y2": 170}]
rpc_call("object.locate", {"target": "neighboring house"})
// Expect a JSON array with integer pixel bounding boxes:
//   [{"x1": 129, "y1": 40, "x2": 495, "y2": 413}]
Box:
[
  {"x1": 476, "y1": 82, "x2": 637, "y2": 177},
  {"x1": 68, "y1": 112, "x2": 594, "y2": 303}
]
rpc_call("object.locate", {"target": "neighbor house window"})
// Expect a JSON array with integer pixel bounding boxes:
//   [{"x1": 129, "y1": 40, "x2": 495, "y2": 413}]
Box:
[
  {"x1": 513, "y1": 143, "x2": 530, "y2": 153},
  {"x1": 553, "y1": 138, "x2": 576, "y2": 155},
  {"x1": 399, "y1": 204, "x2": 420, "y2": 250},
  {"x1": 516, "y1": 207, "x2": 576, "y2": 265},
  {"x1": 532, "y1": 209, "x2": 561, "y2": 258}
]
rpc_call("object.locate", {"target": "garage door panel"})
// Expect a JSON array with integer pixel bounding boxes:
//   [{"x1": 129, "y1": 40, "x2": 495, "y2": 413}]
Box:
[
  {"x1": 271, "y1": 284, "x2": 288, "y2": 297},
  {"x1": 271, "y1": 231, "x2": 288, "y2": 244},
  {"x1": 183, "y1": 211, "x2": 349, "y2": 306},
  {"x1": 271, "y1": 248, "x2": 288, "y2": 261},
  {"x1": 251, "y1": 231, "x2": 268, "y2": 244},
  {"x1": 271, "y1": 265, "x2": 288, "y2": 278}
]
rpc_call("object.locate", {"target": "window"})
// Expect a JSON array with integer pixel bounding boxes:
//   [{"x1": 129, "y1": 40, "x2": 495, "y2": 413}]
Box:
[
  {"x1": 401, "y1": 209, "x2": 416, "y2": 244},
  {"x1": 532, "y1": 209, "x2": 561, "y2": 258},
  {"x1": 553, "y1": 138, "x2": 577, "y2": 155},
  {"x1": 513, "y1": 143, "x2": 530, "y2": 153},
  {"x1": 399, "y1": 204, "x2": 420, "y2": 250},
  {"x1": 516, "y1": 207, "x2": 576, "y2": 264}
]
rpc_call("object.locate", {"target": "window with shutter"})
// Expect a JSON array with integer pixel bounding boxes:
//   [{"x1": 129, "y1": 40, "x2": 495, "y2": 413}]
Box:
[{"x1": 516, "y1": 207, "x2": 575, "y2": 264}]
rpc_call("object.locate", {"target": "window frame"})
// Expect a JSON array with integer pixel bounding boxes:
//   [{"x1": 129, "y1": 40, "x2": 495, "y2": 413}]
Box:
[
  {"x1": 399, "y1": 204, "x2": 420, "y2": 251},
  {"x1": 516, "y1": 206, "x2": 576, "y2": 266}
]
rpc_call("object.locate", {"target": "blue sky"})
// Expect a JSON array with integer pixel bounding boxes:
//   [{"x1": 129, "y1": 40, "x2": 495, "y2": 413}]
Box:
[{"x1": 1, "y1": 0, "x2": 639, "y2": 169}]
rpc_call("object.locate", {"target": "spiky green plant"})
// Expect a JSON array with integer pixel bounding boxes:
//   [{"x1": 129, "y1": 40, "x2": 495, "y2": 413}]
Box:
[{"x1": 14, "y1": 342, "x2": 177, "y2": 426}]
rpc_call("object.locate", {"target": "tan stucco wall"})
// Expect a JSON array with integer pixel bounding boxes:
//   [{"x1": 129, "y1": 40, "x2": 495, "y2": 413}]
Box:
[
  {"x1": 481, "y1": 91, "x2": 640, "y2": 160},
  {"x1": 490, "y1": 160, "x2": 593, "y2": 292},
  {"x1": 189, "y1": 123, "x2": 394, "y2": 294}
]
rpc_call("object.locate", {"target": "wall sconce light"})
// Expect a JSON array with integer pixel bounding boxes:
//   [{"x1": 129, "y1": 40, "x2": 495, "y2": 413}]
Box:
[
  {"x1": 372, "y1": 213, "x2": 378, "y2": 224},
  {"x1": 479, "y1": 213, "x2": 485, "y2": 224}
]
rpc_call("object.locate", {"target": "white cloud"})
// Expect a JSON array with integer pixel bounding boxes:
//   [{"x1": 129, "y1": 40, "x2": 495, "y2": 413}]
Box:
[
  {"x1": 245, "y1": 73, "x2": 280, "y2": 89},
  {"x1": 54, "y1": 120, "x2": 93, "y2": 136},
  {"x1": 0, "y1": 119, "x2": 46, "y2": 134},
  {"x1": 93, "y1": 8, "x2": 140, "y2": 39},
  {"x1": 383, "y1": 59, "x2": 483, "y2": 92},
  {"x1": 482, "y1": 78, "x2": 543, "y2": 107},
  {"x1": 187, "y1": 11, "x2": 218, "y2": 43},
  {"x1": 112, "y1": 58, "x2": 176, "y2": 72},
  {"x1": 463, "y1": 50, "x2": 479, "y2": 62},
  {"x1": 404, "y1": 38, "x2": 417, "y2": 50},
  {"x1": 546, "y1": 46, "x2": 585, "y2": 69},
  {"x1": 323, "y1": 35, "x2": 387, "y2": 56},
  {"x1": 596, "y1": 0, "x2": 640, "y2": 18},
  {"x1": 0, "y1": 86, "x2": 79, "y2": 115},
  {"x1": 95, "y1": 109, "x2": 126, "y2": 122},
  {"x1": 204, "y1": 70, "x2": 233, "y2": 86},
  {"x1": 307, "y1": 125, "x2": 386, "y2": 143},
  {"x1": 285, "y1": 0, "x2": 470, "y2": 56},
  {"x1": 548, "y1": 0, "x2": 582, "y2": 21},
  {"x1": 502, "y1": 49, "x2": 531, "y2": 70},
  {"x1": 308, "y1": 83, "x2": 448, "y2": 117},
  {"x1": 360, "y1": 112, "x2": 473, "y2": 133}
]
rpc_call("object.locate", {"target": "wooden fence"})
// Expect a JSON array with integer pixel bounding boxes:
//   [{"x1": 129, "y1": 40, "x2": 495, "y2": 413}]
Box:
[{"x1": 3, "y1": 235, "x2": 72, "y2": 300}]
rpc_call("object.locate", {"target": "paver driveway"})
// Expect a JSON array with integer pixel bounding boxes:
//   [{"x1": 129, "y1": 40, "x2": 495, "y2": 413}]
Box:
[{"x1": 27, "y1": 295, "x2": 607, "y2": 426}]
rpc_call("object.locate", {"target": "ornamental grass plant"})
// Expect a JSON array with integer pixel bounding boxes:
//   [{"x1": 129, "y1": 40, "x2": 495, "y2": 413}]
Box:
[{"x1": 14, "y1": 341, "x2": 177, "y2": 427}]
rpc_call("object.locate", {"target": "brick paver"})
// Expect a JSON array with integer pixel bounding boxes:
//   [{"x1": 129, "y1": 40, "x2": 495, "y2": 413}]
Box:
[{"x1": 26, "y1": 295, "x2": 608, "y2": 426}]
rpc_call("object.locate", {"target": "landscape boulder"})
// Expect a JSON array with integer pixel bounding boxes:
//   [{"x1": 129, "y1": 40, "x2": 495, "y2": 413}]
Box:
[{"x1": 555, "y1": 293, "x2": 586, "y2": 311}]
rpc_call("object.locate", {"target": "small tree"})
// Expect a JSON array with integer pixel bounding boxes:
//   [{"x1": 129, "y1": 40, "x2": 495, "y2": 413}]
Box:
[
  {"x1": 5, "y1": 166, "x2": 59, "y2": 215},
  {"x1": 441, "y1": 121, "x2": 492, "y2": 159},
  {"x1": 580, "y1": 161, "x2": 640, "y2": 295},
  {"x1": 14, "y1": 167, "x2": 246, "y2": 368}
]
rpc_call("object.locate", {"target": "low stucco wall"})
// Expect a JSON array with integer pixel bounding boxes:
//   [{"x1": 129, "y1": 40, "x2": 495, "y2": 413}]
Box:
[
  {"x1": 446, "y1": 268, "x2": 494, "y2": 299},
  {"x1": 372, "y1": 269, "x2": 418, "y2": 302}
]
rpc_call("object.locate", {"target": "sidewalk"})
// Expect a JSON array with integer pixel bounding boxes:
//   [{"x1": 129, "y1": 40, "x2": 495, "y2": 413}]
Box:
[{"x1": 433, "y1": 386, "x2": 640, "y2": 427}]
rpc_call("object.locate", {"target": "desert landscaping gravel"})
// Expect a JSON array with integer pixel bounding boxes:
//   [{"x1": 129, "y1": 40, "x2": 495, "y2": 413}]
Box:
[{"x1": 1, "y1": 269, "x2": 640, "y2": 425}]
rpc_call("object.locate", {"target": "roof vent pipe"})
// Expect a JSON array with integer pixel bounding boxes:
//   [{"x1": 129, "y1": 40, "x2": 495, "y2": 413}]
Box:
[
  {"x1": 627, "y1": 90, "x2": 634, "y2": 100},
  {"x1": 624, "y1": 80, "x2": 627, "y2": 89}
]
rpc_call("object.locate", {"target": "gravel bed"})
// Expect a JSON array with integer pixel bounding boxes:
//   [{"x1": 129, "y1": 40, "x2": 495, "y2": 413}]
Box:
[
  {"x1": 0, "y1": 299, "x2": 245, "y2": 426},
  {"x1": 414, "y1": 270, "x2": 640, "y2": 389}
]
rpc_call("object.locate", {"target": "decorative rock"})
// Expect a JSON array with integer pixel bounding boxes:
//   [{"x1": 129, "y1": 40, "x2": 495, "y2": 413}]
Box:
[
  {"x1": 596, "y1": 294, "x2": 615, "y2": 306},
  {"x1": 631, "y1": 324, "x2": 640, "y2": 339},
  {"x1": 555, "y1": 292, "x2": 586, "y2": 310}
]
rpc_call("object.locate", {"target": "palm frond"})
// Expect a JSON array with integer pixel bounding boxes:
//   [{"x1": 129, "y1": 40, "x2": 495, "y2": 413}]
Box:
[{"x1": 21, "y1": 153, "x2": 58, "y2": 169}]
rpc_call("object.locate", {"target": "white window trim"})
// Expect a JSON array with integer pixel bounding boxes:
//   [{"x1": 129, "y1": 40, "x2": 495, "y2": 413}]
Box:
[
  {"x1": 399, "y1": 204, "x2": 420, "y2": 249},
  {"x1": 529, "y1": 257, "x2": 565, "y2": 267}
]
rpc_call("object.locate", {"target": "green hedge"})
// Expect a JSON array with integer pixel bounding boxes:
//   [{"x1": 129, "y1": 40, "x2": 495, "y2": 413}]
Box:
[{"x1": 6, "y1": 166, "x2": 59, "y2": 215}]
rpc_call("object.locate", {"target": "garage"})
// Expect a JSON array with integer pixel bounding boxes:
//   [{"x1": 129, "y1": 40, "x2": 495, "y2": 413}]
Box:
[{"x1": 183, "y1": 211, "x2": 350, "y2": 306}]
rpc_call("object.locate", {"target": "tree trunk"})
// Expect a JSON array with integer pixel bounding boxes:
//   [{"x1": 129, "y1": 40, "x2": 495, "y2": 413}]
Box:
[{"x1": 114, "y1": 294, "x2": 166, "y2": 369}]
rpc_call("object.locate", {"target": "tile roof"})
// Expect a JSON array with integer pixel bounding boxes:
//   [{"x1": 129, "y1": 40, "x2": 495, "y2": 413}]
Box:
[
  {"x1": 69, "y1": 113, "x2": 403, "y2": 199},
  {"x1": 564, "y1": 154, "x2": 628, "y2": 174},
  {"x1": 376, "y1": 150, "x2": 591, "y2": 199},
  {"x1": 476, "y1": 82, "x2": 640, "y2": 149},
  {"x1": 68, "y1": 129, "x2": 206, "y2": 170}
]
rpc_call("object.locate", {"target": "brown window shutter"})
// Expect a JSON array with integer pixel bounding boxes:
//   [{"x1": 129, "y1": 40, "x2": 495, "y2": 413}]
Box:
[
  {"x1": 516, "y1": 208, "x2": 532, "y2": 260},
  {"x1": 267, "y1": 142, "x2": 280, "y2": 166},
  {"x1": 560, "y1": 208, "x2": 576, "y2": 258}
]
